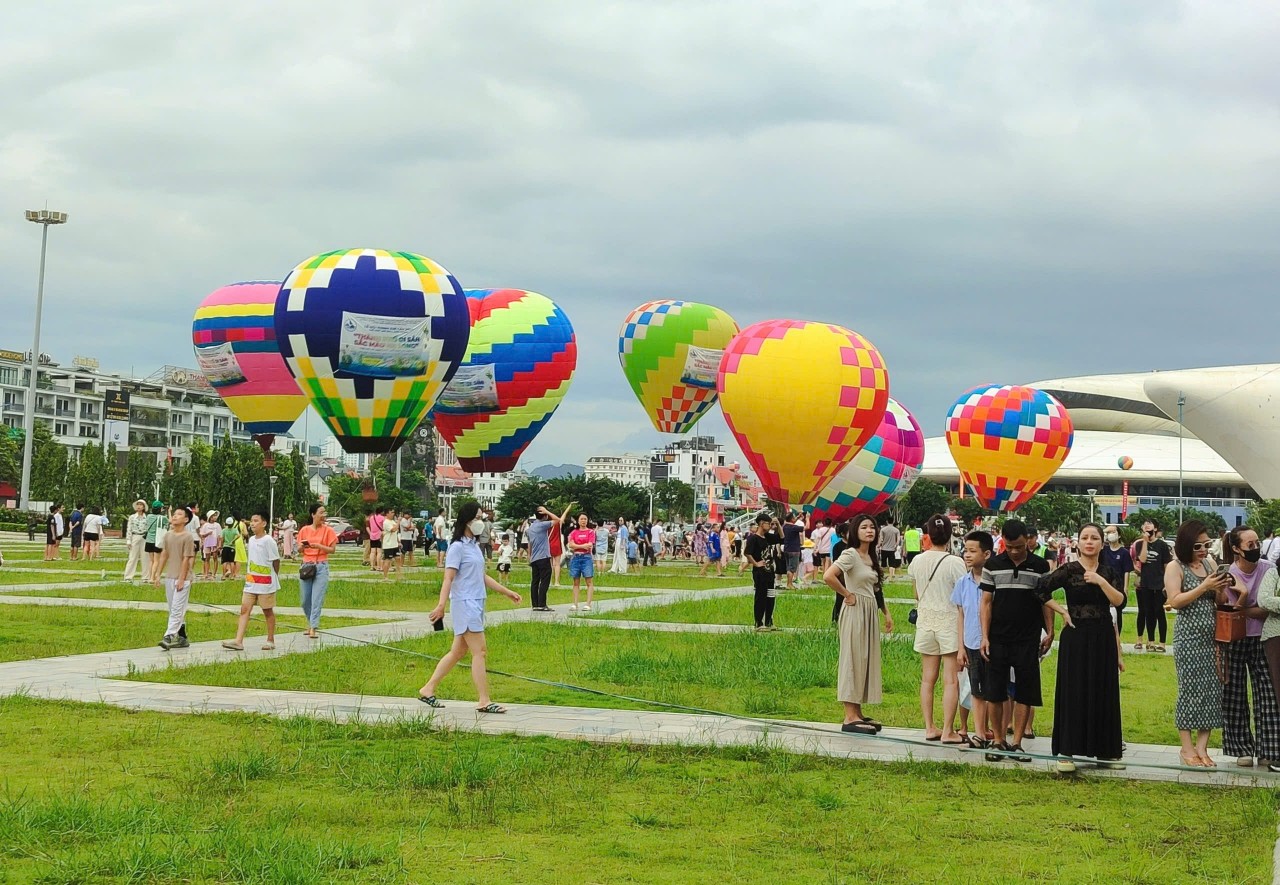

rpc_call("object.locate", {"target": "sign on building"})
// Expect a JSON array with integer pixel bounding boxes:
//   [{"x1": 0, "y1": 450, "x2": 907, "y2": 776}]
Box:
[{"x1": 103, "y1": 389, "x2": 131, "y2": 451}]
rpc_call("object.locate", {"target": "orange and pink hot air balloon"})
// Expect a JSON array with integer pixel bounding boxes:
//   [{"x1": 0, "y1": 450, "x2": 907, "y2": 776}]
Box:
[
  {"x1": 944, "y1": 384, "x2": 1074, "y2": 511},
  {"x1": 717, "y1": 320, "x2": 889, "y2": 507},
  {"x1": 192, "y1": 281, "x2": 308, "y2": 452}
]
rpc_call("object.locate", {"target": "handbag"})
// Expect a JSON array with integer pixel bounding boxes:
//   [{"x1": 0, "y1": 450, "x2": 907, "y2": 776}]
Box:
[
  {"x1": 299, "y1": 562, "x2": 318, "y2": 581},
  {"x1": 1215, "y1": 605, "x2": 1246, "y2": 643}
]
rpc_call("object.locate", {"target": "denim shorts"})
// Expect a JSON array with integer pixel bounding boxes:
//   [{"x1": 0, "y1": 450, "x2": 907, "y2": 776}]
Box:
[{"x1": 568, "y1": 554, "x2": 594, "y2": 579}]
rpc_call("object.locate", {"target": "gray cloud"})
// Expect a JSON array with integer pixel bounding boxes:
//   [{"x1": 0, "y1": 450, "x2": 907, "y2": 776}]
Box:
[{"x1": 2, "y1": 0, "x2": 1278, "y2": 472}]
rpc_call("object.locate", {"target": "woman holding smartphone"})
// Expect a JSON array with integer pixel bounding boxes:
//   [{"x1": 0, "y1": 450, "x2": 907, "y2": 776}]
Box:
[
  {"x1": 297, "y1": 503, "x2": 338, "y2": 639},
  {"x1": 1165, "y1": 519, "x2": 1231, "y2": 767}
]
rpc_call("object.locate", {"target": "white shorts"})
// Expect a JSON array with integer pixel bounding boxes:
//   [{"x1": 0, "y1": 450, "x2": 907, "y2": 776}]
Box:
[{"x1": 453, "y1": 599, "x2": 486, "y2": 635}]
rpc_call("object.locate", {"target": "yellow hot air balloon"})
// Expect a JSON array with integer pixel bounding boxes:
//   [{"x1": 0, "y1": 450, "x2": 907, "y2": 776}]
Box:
[{"x1": 717, "y1": 320, "x2": 889, "y2": 506}]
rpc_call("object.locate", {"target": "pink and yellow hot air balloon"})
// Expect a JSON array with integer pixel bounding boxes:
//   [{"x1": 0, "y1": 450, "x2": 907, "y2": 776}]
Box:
[
  {"x1": 806, "y1": 398, "x2": 925, "y2": 522},
  {"x1": 717, "y1": 320, "x2": 889, "y2": 506},
  {"x1": 944, "y1": 384, "x2": 1074, "y2": 511},
  {"x1": 192, "y1": 282, "x2": 308, "y2": 452}
]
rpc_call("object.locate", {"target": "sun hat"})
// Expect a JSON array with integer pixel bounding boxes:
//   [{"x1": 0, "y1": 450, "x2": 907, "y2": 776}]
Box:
[
  {"x1": 226, "y1": 517, "x2": 235, "y2": 526},
  {"x1": 207, "y1": 510, "x2": 218, "y2": 519},
  {"x1": 133, "y1": 499, "x2": 147, "y2": 508}
]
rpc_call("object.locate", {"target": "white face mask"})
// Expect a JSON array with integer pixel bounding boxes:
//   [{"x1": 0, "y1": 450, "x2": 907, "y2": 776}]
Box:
[
  {"x1": 468, "y1": 519, "x2": 486, "y2": 537},
  {"x1": 1105, "y1": 533, "x2": 1118, "y2": 543}
]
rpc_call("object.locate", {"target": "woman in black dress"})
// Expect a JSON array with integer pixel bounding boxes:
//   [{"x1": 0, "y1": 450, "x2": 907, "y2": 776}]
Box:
[{"x1": 1039, "y1": 522, "x2": 1126, "y2": 772}]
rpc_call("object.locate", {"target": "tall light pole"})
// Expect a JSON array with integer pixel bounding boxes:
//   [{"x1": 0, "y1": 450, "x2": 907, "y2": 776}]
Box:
[
  {"x1": 269, "y1": 474, "x2": 278, "y2": 534},
  {"x1": 19, "y1": 209, "x2": 68, "y2": 512},
  {"x1": 1087, "y1": 488, "x2": 1098, "y2": 525},
  {"x1": 1177, "y1": 392, "x2": 1186, "y2": 523}
]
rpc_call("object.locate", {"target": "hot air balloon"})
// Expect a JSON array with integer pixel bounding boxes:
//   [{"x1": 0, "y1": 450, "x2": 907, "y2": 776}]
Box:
[
  {"x1": 191, "y1": 282, "x2": 308, "y2": 453},
  {"x1": 619, "y1": 300, "x2": 739, "y2": 434},
  {"x1": 806, "y1": 398, "x2": 925, "y2": 522},
  {"x1": 431, "y1": 288, "x2": 577, "y2": 473},
  {"x1": 944, "y1": 384, "x2": 1074, "y2": 511},
  {"x1": 717, "y1": 320, "x2": 889, "y2": 506},
  {"x1": 274, "y1": 249, "x2": 471, "y2": 454}
]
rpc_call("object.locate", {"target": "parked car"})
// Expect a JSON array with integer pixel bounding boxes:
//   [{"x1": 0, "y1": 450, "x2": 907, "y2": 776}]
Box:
[{"x1": 338, "y1": 527, "x2": 360, "y2": 544}]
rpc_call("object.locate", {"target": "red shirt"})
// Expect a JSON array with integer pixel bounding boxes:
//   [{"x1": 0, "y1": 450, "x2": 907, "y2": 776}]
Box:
[
  {"x1": 298, "y1": 524, "x2": 337, "y2": 562},
  {"x1": 569, "y1": 528, "x2": 595, "y2": 553},
  {"x1": 549, "y1": 526, "x2": 563, "y2": 556}
]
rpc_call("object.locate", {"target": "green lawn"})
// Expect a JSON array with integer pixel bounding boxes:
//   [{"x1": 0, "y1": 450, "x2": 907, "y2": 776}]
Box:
[
  {"x1": 129, "y1": 621, "x2": 1189, "y2": 746},
  {"x1": 0, "y1": 696, "x2": 1272, "y2": 884},
  {"x1": 7, "y1": 579, "x2": 644, "y2": 612},
  {"x1": 0, "y1": 605, "x2": 379, "y2": 663},
  {"x1": 597, "y1": 593, "x2": 918, "y2": 633}
]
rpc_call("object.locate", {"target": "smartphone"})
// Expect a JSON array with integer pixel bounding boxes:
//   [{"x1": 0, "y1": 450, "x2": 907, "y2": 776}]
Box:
[{"x1": 1214, "y1": 564, "x2": 1231, "y2": 579}]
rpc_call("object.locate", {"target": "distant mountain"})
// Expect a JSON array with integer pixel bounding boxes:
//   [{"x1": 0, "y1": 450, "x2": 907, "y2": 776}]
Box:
[{"x1": 530, "y1": 464, "x2": 584, "y2": 480}]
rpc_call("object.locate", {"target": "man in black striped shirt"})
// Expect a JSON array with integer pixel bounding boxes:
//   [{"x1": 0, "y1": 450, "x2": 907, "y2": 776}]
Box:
[{"x1": 980, "y1": 519, "x2": 1071, "y2": 761}]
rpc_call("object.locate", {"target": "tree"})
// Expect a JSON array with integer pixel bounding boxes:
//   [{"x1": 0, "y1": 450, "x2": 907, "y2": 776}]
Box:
[
  {"x1": 898, "y1": 477, "x2": 951, "y2": 528},
  {"x1": 1246, "y1": 500, "x2": 1280, "y2": 535},
  {"x1": 1016, "y1": 491, "x2": 1091, "y2": 533},
  {"x1": 650, "y1": 479, "x2": 694, "y2": 521},
  {"x1": 29, "y1": 422, "x2": 68, "y2": 503},
  {"x1": 0, "y1": 424, "x2": 20, "y2": 486},
  {"x1": 950, "y1": 496, "x2": 985, "y2": 529},
  {"x1": 497, "y1": 477, "x2": 551, "y2": 522}
]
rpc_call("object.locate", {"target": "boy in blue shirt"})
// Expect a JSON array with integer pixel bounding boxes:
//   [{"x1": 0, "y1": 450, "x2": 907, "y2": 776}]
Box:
[{"x1": 952, "y1": 529, "x2": 996, "y2": 749}]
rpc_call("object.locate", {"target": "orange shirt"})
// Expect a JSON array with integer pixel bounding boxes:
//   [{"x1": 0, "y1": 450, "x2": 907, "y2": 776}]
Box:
[{"x1": 298, "y1": 524, "x2": 337, "y2": 562}]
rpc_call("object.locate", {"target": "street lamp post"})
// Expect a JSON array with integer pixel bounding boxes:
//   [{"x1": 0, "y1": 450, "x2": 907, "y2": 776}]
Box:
[
  {"x1": 19, "y1": 209, "x2": 68, "y2": 512},
  {"x1": 1087, "y1": 488, "x2": 1098, "y2": 524},
  {"x1": 1177, "y1": 392, "x2": 1186, "y2": 523},
  {"x1": 269, "y1": 475, "x2": 278, "y2": 534}
]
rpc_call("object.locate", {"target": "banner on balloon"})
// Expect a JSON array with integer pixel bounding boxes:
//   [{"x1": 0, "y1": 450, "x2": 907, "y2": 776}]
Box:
[
  {"x1": 194, "y1": 342, "x2": 248, "y2": 388},
  {"x1": 435, "y1": 364, "x2": 500, "y2": 412},
  {"x1": 1122, "y1": 480, "x2": 1129, "y2": 519},
  {"x1": 680, "y1": 346, "x2": 723, "y2": 389},
  {"x1": 338, "y1": 313, "x2": 432, "y2": 378}
]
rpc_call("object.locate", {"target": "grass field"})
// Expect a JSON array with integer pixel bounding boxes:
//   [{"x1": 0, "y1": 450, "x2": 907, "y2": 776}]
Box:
[
  {"x1": 597, "y1": 592, "x2": 919, "y2": 632},
  {"x1": 0, "y1": 695, "x2": 1273, "y2": 884},
  {"x1": 6, "y1": 579, "x2": 646, "y2": 612},
  {"x1": 128, "y1": 620, "x2": 1190, "y2": 746},
  {"x1": 0, "y1": 605, "x2": 379, "y2": 663}
]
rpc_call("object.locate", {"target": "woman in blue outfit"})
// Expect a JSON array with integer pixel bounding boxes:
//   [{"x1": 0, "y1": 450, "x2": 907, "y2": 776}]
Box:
[{"x1": 417, "y1": 502, "x2": 522, "y2": 713}]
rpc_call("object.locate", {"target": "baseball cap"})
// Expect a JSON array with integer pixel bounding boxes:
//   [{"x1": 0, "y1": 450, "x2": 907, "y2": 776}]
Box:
[
  {"x1": 226, "y1": 517, "x2": 235, "y2": 526},
  {"x1": 151, "y1": 500, "x2": 164, "y2": 508}
]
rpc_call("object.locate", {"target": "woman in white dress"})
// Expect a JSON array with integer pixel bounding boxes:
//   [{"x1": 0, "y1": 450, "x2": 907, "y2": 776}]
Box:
[{"x1": 610, "y1": 517, "x2": 630, "y2": 574}]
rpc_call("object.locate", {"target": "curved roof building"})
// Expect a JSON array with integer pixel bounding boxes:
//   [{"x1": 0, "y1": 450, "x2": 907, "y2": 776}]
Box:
[{"x1": 920, "y1": 364, "x2": 1280, "y2": 525}]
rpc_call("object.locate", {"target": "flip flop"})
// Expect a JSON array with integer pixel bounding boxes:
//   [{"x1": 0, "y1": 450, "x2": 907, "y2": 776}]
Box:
[
  {"x1": 417, "y1": 694, "x2": 445, "y2": 708},
  {"x1": 476, "y1": 703, "x2": 507, "y2": 714},
  {"x1": 857, "y1": 719, "x2": 883, "y2": 732},
  {"x1": 221, "y1": 641, "x2": 244, "y2": 651},
  {"x1": 925, "y1": 734, "x2": 942, "y2": 742},
  {"x1": 941, "y1": 736, "x2": 967, "y2": 745},
  {"x1": 261, "y1": 642, "x2": 275, "y2": 650},
  {"x1": 841, "y1": 721, "x2": 878, "y2": 735}
]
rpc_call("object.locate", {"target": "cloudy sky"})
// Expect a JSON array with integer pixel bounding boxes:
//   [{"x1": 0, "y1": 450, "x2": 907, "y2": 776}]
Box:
[{"x1": 3, "y1": 1, "x2": 1278, "y2": 471}]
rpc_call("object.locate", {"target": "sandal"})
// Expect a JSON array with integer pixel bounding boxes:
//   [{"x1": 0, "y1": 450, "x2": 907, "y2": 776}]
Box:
[
  {"x1": 1199, "y1": 753, "x2": 1217, "y2": 768},
  {"x1": 1133, "y1": 642, "x2": 1144, "y2": 651},
  {"x1": 967, "y1": 735, "x2": 990, "y2": 750},
  {"x1": 261, "y1": 642, "x2": 275, "y2": 651},
  {"x1": 941, "y1": 735, "x2": 967, "y2": 745},
  {"x1": 1179, "y1": 752, "x2": 1205, "y2": 768},
  {"x1": 221, "y1": 641, "x2": 244, "y2": 651},
  {"x1": 476, "y1": 703, "x2": 507, "y2": 714},
  {"x1": 417, "y1": 694, "x2": 445, "y2": 708},
  {"x1": 925, "y1": 733, "x2": 942, "y2": 742},
  {"x1": 841, "y1": 721, "x2": 878, "y2": 735}
]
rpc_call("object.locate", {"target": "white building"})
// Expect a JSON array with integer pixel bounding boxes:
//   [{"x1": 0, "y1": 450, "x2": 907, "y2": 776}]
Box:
[
  {"x1": 471, "y1": 470, "x2": 530, "y2": 508},
  {"x1": 319, "y1": 434, "x2": 368, "y2": 472},
  {"x1": 651, "y1": 435, "x2": 726, "y2": 488},
  {"x1": 0, "y1": 350, "x2": 251, "y2": 463},
  {"x1": 585, "y1": 454, "x2": 652, "y2": 487}
]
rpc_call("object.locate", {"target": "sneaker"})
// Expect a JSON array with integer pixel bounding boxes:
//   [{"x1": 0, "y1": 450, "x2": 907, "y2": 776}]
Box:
[
  {"x1": 169, "y1": 635, "x2": 190, "y2": 649},
  {"x1": 158, "y1": 634, "x2": 175, "y2": 650},
  {"x1": 1056, "y1": 759, "x2": 1077, "y2": 773},
  {"x1": 1267, "y1": 762, "x2": 1280, "y2": 773},
  {"x1": 755, "y1": 626, "x2": 768, "y2": 633},
  {"x1": 1097, "y1": 759, "x2": 1127, "y2": 770},
  {"x1": 569, "y1": 605, "x2": 578, "y2": 612},
  {"x1": 1236, "y1": 756, "x2": 1255, "y2": 768},
  {"x1": 581, "y1": 604, "x2": 591, "y2": 611}
]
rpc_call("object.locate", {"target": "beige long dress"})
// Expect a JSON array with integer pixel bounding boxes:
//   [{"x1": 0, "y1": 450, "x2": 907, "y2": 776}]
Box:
[{"x1": 835, "y1": 548, "x2": 882, "y2": 705}]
